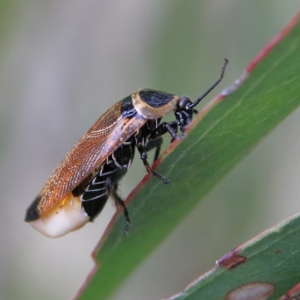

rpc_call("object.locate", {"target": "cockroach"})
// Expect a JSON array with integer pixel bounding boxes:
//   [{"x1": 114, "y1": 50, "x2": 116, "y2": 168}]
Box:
[{"x1": 25, "y1": 59, "x2": 228, "y2": 237}]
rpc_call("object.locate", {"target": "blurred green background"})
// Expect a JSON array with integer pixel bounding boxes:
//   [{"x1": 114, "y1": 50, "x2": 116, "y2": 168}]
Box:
[{"x1": 1, "y1": 1, "x2": 300, "y2": 300}]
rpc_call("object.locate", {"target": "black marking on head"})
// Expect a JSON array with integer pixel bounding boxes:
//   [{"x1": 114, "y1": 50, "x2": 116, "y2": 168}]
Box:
[
  {"x1": 139, "y1": 89, "x2": 175, "y2": 108},
  {"x1": 25, "y1": 195, "x2": 41, "y2": 221}
]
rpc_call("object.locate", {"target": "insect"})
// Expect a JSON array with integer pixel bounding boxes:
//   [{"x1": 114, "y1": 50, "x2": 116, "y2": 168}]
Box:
[{"x1": 25, "y1": 59, "x2": 228, "y2": 237}]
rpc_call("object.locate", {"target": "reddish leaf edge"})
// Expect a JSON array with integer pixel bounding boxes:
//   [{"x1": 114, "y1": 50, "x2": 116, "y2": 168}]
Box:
[{"x1": 74, "y1": 10, "x2": 300, "y2": 300}]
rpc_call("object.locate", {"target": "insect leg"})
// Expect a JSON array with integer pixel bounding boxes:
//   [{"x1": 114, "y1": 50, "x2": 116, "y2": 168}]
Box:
[
  {"x1": 111, "y1": 185, "x2": 130, "y2": 235},
  {"x1": 149, "y1": 121, "x2": 178, "y2": 142},
  {"x1": 145, "y1": 136, "x2": 163, "y2": 162},
  {"x1": 136, "y1": 142, "x2": 170, "y2": 184}
]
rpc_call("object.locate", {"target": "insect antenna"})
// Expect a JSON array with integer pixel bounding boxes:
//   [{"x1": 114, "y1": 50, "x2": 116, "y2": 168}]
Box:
[{"x1": 187, "y1": 58, "x2": 228, "y2": 110}]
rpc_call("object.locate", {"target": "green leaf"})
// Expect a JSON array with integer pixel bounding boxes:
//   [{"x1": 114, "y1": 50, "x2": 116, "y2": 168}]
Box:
[
  {"x1": 77, "y1": 13, "x2": 300, "y2": 300},
  {"x1": 170, "y1": 212, "x2": 300, "y2": 300}
]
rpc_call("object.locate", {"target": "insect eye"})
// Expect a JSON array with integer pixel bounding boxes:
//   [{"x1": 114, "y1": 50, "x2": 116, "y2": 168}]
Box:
[{"x1": 178, "y1": 96, "x2": 192, "y2": 110}]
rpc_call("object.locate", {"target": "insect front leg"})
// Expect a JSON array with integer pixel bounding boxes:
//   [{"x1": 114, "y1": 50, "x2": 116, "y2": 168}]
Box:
[{"x1": 148, "y1": 121, "x2": 178, "y2": 142}]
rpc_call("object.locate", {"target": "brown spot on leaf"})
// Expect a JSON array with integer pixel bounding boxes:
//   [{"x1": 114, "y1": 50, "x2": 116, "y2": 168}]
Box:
[
  {"x1": 217, "y1": 250, "x2": 247, "y2": 269},
  {"x1": 226, "y1": 282, "x2": 274, "y2": 300}
]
